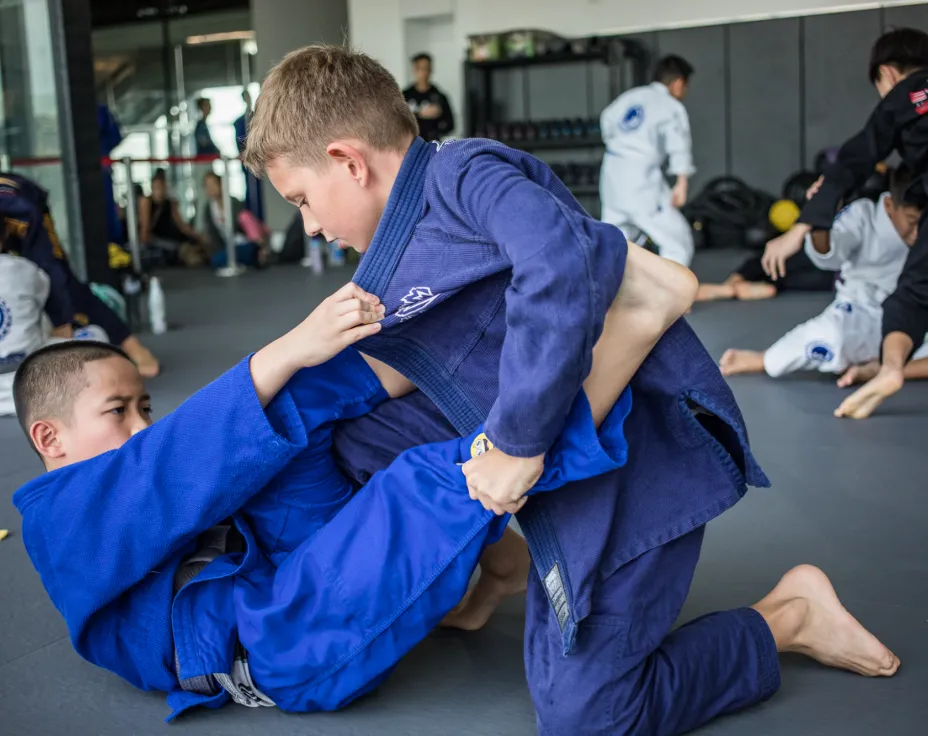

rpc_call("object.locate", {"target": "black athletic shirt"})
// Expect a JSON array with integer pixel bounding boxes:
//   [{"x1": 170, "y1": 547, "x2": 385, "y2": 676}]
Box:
[
  {"x1": 801, "y1": 69, "x2": 928, "y2": 228},
  {"x1": 403, "y1": 84, "x2": 455, "y2": 142},
  {"x1": 800, "y1": 69, "x2": 928, "y2": 348}
]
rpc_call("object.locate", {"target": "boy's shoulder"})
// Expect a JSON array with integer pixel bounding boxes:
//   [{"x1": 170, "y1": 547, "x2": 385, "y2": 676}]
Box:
[
  {"x1": 427, "y1": 137, "x2": 530, "y2": 172},
  {"x1": 881, "y1": 68, "x2": 928, "y2": 117},
  {"x1": 423, "y1": 138, "x2": 542, "y2": 203}
]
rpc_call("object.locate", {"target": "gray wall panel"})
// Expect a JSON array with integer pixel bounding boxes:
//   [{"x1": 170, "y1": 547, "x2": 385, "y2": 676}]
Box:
[
  {"x1": 729, "y1": 18, "x2": 802, "y2": 195},
  {"x1": 883, "y1": 4, "x2": 928, "y2": 32},
  {"x1": 654, "y1": 25, "x2": 727, "y2": 192},
  {"x1": 803, "y1": 10, "x2": 882, "y2": 169}
]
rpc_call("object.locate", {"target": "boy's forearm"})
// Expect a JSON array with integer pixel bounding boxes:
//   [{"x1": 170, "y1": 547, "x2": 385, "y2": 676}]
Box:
[
  {"x1": 904, "y1": 357, "x2": 928, "y2": 379},
  {"x1": 881, "y1": 331, "x2": 915, "y2": 371}
]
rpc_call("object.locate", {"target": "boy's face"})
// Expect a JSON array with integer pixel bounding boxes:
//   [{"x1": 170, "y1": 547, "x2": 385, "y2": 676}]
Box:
[
  {"x1": 414, "y1": 58, "x2": 432, "y2": 87},
  {"x1": 266, "y1": 153, "x2": 385, "y2": 253},
  {"x1": 668, "y1": 78, "x2": 688, "y2": 101},
  {"x1": 34, "y1": 357, "x2": 152, "y2": 469},
  {"x1": 884, "y1": 198, "x2": 921, "y2": 246}
]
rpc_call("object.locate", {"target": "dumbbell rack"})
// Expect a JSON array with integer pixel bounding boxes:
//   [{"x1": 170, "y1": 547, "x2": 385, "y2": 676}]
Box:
[{"x1": 464, "y1": 38, "x2": 648, "y2": 214}]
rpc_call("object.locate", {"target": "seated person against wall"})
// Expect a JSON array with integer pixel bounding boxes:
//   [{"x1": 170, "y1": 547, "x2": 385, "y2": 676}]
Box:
[
  {"x1": 10, "y1": 283, "x2": 638, "y2": 719},
  {"x1": 139, "y1": 169, "x2": 211, "y2": 268},
  {"x1": 0, "y1": 173, "x2": 159, "y2": 380},
  {"x1": 203, "y1": 172, "x2": 270, "y2": 269}
]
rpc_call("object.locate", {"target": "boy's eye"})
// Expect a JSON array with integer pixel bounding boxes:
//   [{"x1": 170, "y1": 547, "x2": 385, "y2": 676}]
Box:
[
  {"x1": 142, "y1": 406, "x2": 153, "y2": 416},
  {"x1": 109, "y1": 406, "x2": 126, "y2": 416}
]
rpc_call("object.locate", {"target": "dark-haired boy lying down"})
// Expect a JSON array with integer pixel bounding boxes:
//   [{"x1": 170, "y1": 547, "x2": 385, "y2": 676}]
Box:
[
  {"x1": 11, "y1": 282, "x2": 636, "y2": 720},
  {"x1": 12, "y1": 282, "x2": 898, "y2": 731}
]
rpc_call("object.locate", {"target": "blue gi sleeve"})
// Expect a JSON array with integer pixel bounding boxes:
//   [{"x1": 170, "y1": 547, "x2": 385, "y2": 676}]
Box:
[
  {"x1": 436, "y1": 153, "x2": 626, "y2": 457},
  {"x1": 12, "y1": 358, "x2": 310, "y2": 645},
  {"x1": 245, "y1": 348, "x2": 389, "y2": 558},
  {"x1": 235, "y1": 387, "x2": 629, "y2": 712}
]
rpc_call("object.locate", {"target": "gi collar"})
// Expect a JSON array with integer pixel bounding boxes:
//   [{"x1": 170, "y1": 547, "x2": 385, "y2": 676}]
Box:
[{"x1": 353, "y1": 136, "x2": 434, "y2": 297}]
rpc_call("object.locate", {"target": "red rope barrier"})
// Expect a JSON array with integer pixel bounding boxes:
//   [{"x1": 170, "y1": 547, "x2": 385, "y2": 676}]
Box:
[{"x1": 9, "y1": 154, "x2": 227, "y2": 167}]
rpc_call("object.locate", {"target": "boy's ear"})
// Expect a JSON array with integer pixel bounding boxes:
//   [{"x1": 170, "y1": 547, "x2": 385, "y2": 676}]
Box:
[
  {"x1": 30, "y1": 419, "x2": 65, "y2": 462},
  {"x1": 326, "y1": 141, "x2": 370, "y2": 185}
]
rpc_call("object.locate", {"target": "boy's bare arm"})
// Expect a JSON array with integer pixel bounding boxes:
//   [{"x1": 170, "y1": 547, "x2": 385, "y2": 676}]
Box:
[{"x1": 361, "y1": 354, "x2": 416, "y2": 398}]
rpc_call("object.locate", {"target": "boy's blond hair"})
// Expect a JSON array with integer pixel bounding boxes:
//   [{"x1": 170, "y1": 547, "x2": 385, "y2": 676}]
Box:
[{"x1": 244, "y1": 45, "x2": 419, "y2": 176}]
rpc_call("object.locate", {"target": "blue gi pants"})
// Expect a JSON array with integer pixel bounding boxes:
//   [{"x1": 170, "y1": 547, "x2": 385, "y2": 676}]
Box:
[
  {"x1": 527, "y1": 526, "x2": 780, "y2": 736},
  {"x1": 334, "y1": 394, "x2": 781, "y2": 736}
]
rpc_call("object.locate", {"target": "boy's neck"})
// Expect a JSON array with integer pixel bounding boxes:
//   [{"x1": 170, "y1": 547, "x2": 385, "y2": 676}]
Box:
[
  {"x1": 374, "y1": 136, "x2": 416, "y2": 207},
  {"x1": 415, "y1": 81, "x2": 431, "y2": 93}
]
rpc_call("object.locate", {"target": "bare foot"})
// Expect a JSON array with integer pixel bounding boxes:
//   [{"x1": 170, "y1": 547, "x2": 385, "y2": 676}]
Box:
[
  {"x1": 696, "y1": 283, "x2": 737, "y2": 302},
  {"x1": 834, "y1": 367, "x2": 904, "y2": 419},
  {"x1": 441, "y1": 529, "x2": 531, "y2": 631},
  {"x1": 837, "y1": 361, "x2": 880, "y2": 388},
  {"x1": 440, "y1": 564, "x2": 529, "y2": 631},
  {"x1": 734, "y1": 281, "x2": 778, "y2": 301},
  {"x1": 122, "y1": 336, "x2": 161, "y2": 379},
  {"x1": 719, "y1": 349, "x2": 765, "y2": 376},
  {"x1": 753, "y1": 565, "x2": 899, "y2": 677}
]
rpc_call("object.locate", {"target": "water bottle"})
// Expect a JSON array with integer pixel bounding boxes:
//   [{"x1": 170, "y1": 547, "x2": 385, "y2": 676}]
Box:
[{"x1": 148, "y1": 276, "x2": 167, "y2": 335}]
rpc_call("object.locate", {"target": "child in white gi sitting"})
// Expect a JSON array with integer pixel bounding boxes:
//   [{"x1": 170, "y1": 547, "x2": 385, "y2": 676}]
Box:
[
  {"x1": 720, "y1": 165, "x2": 928, "y2": 380},
  {"x1": 0, "y1": 253, "x2": 107, "y2": 416}
]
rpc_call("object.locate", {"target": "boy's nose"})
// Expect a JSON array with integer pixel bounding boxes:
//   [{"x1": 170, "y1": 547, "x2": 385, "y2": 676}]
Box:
[
  {"x1": 129, "y1": 414, "x2": 149, "y2": 436},
  {"x1": 301, "y1": 211, "x2": 322, "y2": 237}
]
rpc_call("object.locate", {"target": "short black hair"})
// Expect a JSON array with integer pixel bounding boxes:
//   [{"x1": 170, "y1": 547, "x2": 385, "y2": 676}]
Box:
[
  {"x1": 412, "y1": 53, "x2": 432, "y2": 65},
  {"x1": 868, "y1": 28, "x2": 928, "y2": 84},
  {"x1": 888, "y1": 163, "x2": 922, "y2": 209},
  {"x1": 152, "y1": 168, "x2": 167, "y2": 182},
  {"x1": 653, "y1": 55, "x2": 694, "y2": 85},
  {"x1": 13, "y1": 341, "x2": 132, "y2": 441}
]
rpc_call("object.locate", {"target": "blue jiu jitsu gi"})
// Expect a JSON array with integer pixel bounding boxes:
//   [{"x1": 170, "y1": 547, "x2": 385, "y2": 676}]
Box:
[
  {"x1": 349, "y1": 136, "x2": 780, "y2": 736},
  {"x1": 13, "y1": 347, "x2": 632, "y2": 721}
]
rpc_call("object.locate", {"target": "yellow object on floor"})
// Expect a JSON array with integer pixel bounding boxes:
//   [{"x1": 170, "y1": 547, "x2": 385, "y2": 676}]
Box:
[
  {"x1": 0, "y1": 529, "x2": 9, "y2": 541},
  {"x1": 108, "y1": 242, "x2": 132, "y2": 270},
  {"x1": 769, "y1": 199, "x2": 801, "y2": 233}
]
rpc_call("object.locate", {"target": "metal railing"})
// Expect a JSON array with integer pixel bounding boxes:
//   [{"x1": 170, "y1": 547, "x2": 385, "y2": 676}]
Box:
[
  {"x1": 114, "y1": 154, "x2": 246, "y2": 277},
  {"x1": 9, "y1": 153, "x2": 251, "y2": 277}
]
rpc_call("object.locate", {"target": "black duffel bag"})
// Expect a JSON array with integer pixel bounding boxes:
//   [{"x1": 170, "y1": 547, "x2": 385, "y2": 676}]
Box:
[{"x1": 681, "y1": 176, "x2": 777, "y2": 251}]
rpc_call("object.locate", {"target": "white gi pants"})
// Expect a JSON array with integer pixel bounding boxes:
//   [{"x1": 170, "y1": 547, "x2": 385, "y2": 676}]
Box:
[{"x1": 764, "y1": 299, "x2": 928, "y2": 377}]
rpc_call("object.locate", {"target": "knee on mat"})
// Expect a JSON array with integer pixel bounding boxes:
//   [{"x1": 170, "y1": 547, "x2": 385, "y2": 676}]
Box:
[{"x1": 761, "y1": 350, "x2": 789, "y2": 378}]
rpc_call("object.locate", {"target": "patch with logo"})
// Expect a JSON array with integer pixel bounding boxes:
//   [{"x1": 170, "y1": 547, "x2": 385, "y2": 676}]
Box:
[
  {"x1": 470, "y1": 433, "x2": 494, "y2": 458},
  {"x1": 397, "y1": 285, "x2": 441, "y2": 321},
  {"x1": 911, "y1": 88, "x2": 928, "y2": 115},
  {"x1": 834, "y1": 301, "x2": 853, "y2": 313},
  {"x1": 620, "y1": 104, "x2": 644, "y2": 132},
  {"x1": 806, "y1": 341, "x2": 835, "y2": 363},
  {"x1": 0, "y1": 296, "x2": 11, "y2": 342}
]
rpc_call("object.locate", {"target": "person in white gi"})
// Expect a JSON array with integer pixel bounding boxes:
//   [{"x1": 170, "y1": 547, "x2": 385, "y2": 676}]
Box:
[
  {"x1": 600, "y1": 55, "x2": 696, "y2": 266},
  {"x1": 0, "y1": 253, "x2": 107, "y2": 416},
  {"x1": 719, "y1": 165, "x2": 928, "y2": 380}
]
